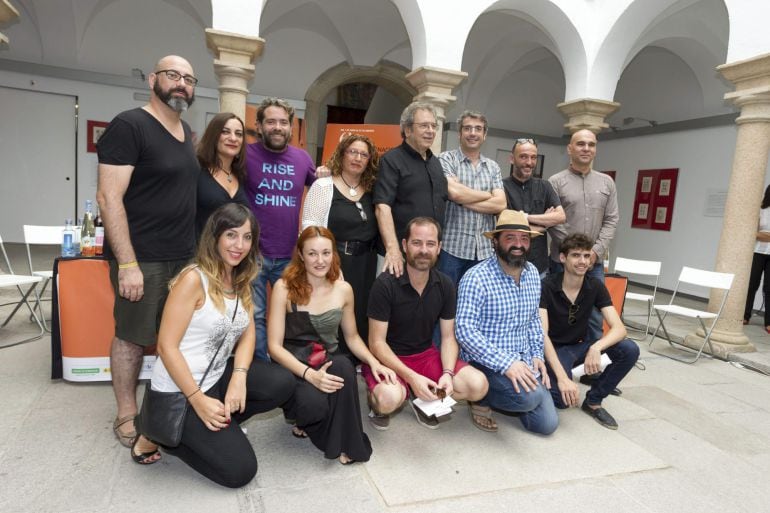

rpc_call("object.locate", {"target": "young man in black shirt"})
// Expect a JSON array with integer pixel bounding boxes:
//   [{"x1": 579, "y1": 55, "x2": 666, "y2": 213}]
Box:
[{"x1": 540, "y1": 234, "x2": 639, "y2": 429}]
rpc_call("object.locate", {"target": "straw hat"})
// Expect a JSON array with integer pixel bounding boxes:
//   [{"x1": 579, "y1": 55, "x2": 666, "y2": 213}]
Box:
[{"x1": 483, "y1": 209, "x2": 542, "y2": 239}]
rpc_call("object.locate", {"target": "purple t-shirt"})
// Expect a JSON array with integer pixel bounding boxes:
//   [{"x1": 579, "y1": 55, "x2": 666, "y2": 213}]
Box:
[{"x1": 245, "y1": 142, "x2": 316, "y2": 258}]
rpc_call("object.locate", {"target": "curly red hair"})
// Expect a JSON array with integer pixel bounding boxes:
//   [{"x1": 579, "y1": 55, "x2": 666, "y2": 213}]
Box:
[{"x1": 282, "y1": 226, "x2": 341, "y2": 305}]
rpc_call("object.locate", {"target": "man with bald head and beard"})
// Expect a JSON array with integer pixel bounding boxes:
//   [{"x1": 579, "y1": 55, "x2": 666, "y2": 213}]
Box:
[
  {"x1": 502, "y1": 138, "x2": 565, "y2": 276},
  {"x1": 97, "y1": 55, "x2": 199, "y2": 455},
  {"x1": 455, "y1": 210, "x2": 558, "y2": 435}
]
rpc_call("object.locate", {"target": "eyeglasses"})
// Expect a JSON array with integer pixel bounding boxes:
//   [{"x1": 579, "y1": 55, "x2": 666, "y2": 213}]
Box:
[
  {"x1": 461, "y1": 124, "x2": 485, "y2": 133},
  {"x1": 568, "y1": 303, "x2": 580, "y2": 325},
  {"x1": 155, "y1": 69, "x2": 198, "y2": 86},
  {"x1": 354, "y1": 201, "x2": 367, "y2": 222},
  {"x1": 413, "y1": 122, "x2": 438, "y2": 131},
  {"x1": 511, "y1": 138, "x2": 536, "y2": 152},
  {"x1": 345, "y1": 149, "x2": 370, "y2": 160}
]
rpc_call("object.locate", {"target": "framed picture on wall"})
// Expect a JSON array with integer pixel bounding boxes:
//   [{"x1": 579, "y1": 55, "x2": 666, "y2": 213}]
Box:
[
  {"x1": 631, "y1": 168, "x2": 679, "y2": 231},
  {"x1": 86, "y1": 120, "x2": 109, "y2": 153}
]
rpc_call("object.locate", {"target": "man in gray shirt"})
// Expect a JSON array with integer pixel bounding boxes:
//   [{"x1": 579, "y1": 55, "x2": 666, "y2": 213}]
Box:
[{"x1": 548, "y1": 129, "x2": 618, "y2": 342}]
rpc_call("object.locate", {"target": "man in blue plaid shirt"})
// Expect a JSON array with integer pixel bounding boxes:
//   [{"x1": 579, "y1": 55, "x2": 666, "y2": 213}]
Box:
[{"x1": 456, "y1": 210, "x2": 558, "y2": 435}]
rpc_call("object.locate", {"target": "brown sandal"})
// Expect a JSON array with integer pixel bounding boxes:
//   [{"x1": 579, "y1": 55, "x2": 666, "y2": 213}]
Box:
[
  {"x1": 469, "y1": 402, "x2": 498, "y2": 432},
  {"x1": 113, "y1": 415, "x2": 137, "y2": 448}
]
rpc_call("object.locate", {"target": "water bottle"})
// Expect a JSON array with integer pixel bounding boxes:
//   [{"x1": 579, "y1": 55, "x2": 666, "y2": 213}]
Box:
[{"x1": 62, "y1": 219, "x2": 76, "y2": 257}]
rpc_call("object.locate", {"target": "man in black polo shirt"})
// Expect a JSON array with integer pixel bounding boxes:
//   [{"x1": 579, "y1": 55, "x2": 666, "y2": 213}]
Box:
[
  {"x1": 502, "y1": 138, "x2": 564, "y2": 275},
  {"x1": 363, "y1": 217, "x2": 489, "y2": 431},
  {"x1": 374, "y1": 102, "x2": 448, "y2": 277},
  {"x1": 540, "y1": 234, "x2": 639, "y2": 429}
]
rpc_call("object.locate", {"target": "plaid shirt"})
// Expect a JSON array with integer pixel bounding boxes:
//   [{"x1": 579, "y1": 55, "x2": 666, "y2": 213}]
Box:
[
  {"x1": 439, "y1": 148, "x2": 503, "y2": 260},
  {"x1": 456, "y1": 257, "x2": 544, "y2": 374}
]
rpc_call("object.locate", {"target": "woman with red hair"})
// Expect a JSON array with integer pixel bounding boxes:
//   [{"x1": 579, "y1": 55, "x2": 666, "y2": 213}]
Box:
[{"x1": 268, "y1": 226, "x2": 396, "y2": 464}]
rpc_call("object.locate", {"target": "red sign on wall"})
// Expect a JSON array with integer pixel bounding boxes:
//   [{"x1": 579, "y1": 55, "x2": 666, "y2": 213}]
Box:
[{"x1": 631, "y1": 168, "x2": 679, "y2": 231}]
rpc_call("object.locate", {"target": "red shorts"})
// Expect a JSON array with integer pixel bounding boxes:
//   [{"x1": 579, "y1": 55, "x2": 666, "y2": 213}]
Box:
[{"x1": 361, "y1": 345, "x2": 469, "y2": 392}]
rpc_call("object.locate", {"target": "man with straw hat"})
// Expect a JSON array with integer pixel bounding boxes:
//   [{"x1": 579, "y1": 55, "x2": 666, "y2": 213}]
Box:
[{"x1": 455, "y1": 210, "x2": 558, "y2": 435}]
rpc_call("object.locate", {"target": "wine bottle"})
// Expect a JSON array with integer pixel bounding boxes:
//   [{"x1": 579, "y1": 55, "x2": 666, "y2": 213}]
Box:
[
  {"x1": 81, "y1": 200, "x2": 96, "y2": 257},
  {"x1": 94, "y1": 206, "x2": 104, "y2": 256}
]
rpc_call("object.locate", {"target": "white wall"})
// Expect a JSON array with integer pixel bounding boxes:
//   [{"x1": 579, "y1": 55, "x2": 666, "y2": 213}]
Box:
[{"x1": 0, "y1": 68, "x2": 219, "y2": 241}]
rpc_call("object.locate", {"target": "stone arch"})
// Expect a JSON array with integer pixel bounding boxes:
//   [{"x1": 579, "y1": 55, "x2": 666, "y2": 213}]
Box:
[{"x1": 304, "y1": 60, "x2": 416, "y2": 160}]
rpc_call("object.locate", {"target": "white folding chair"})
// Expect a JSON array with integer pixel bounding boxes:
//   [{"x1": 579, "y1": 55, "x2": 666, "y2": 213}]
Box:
[
  {"x1": 650, "y1": 266, "x2": 734, "y2": 364},
  {"x1": 0, "y1": 234, "x2": 45, "y2": 347},
  {"x1": 23, "y1": 224, "x2": 65, "y2": 331},
  {"x1": 613, "y1": 257, "x2": 662, "y2": 340}
]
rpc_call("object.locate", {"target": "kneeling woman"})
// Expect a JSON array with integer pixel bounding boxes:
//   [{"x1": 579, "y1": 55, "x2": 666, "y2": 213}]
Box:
[
  {"x1": 268, "y1": 226, "x2": 396, "y2": 464},
  {"x1": 132, "y1": 203, "x2": 295, "y2": 488}
]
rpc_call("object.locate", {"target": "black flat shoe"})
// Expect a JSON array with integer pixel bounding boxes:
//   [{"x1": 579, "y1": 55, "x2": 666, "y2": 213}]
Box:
[
  {"x1": 578, "y1": 374, "x2": 621, "y2": 395},
  {"x1": 131, "y1": 436, "x2": 161, "y2": 465},
  {"x1": 581, "y1": 399, "x2": 618, "y2": 430}
]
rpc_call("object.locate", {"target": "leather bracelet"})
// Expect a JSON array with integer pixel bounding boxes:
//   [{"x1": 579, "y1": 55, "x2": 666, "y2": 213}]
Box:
[
  {"x1": 233, "y1": 367, "x2": 248, "y2": 374},
  {"x1": 302, "y1": 366, "x2": 311, "y2": 380},
  {"x1": 118, "y1": 261, "x2": 138, "y2": 269},
  {"x1": 186, "y1": 387, "x2": 201, "y2": 400},
  {"x1": 442, "y1": 368, "x2": 455, "y2": 377}
]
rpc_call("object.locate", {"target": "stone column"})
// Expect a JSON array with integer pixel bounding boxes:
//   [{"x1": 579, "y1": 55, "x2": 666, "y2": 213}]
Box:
[
  {"x1": 1, "y1": 0, "x2": 20, "y2": 48},
  {"x1": 205, "y1": 28, "x2": 265, "y2": 122},
  {"x1": 405, "y1": 66, "x2": 467, "y2": 155},
  {"x1": 556, "y1": 98, "x2": 620, "y2": 134},
  {"x1": 681, "y1": 54, "x2": 770, "y2": 358}
]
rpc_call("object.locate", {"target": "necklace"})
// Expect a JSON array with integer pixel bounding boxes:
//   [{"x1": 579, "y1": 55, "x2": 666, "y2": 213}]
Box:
[
  {"x1": 217, "y1": 167, "x2": 233, "y2": 183},
  {"x1": 223, "y1": 288, "x2": 235, "y2": 295},
  {"x1": 339, "y1": 174, "x2": 361, "y2": 197}
]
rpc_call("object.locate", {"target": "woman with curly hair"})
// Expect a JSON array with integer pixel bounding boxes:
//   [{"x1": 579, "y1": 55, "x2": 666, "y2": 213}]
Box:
[
  {"x1": 301, "y1": 134, "x2": 379, "y2": 345},
  {"x1": 268, "y1": 226, "x2": 396, "y2": 465}
]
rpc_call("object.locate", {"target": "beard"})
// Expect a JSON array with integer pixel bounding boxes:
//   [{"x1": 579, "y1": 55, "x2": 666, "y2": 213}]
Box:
[
  {"x1": 153, "y1": 81, "x2": 195, "y2": 113},
  {"x1": 261, "y1": 128, "x2": 291, "y2": 151},
  {"x1": 496, "y1": 242, "x2": 529, "y2": 268},
  {"x1": 406, "y1": 251, "x2": 437, "y2": 271}
]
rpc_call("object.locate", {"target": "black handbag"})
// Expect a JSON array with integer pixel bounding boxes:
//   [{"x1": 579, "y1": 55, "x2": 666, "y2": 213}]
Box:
[{"x1": 135, "y1": 296, "x2": 238, "y2": 447}]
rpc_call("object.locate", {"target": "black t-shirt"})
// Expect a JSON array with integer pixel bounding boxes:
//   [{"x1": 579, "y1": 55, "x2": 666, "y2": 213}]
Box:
[
  {"x1": 540, "y1": 272, "x2": 612, "y2": 345},
  {"x1": 196, "y1": 166, "x2": 250, "y2": 238},
  {"x1": 367, "y1": 268, "x2": 455, "y2": 356},
  {"x1": 373, "y1": 142, "x2": 448, "y2": 255},
  {"x1": 97, "y1": 108, "x2": 197, "y2": 261},
  {"x1": 503, "y1": 176, "x2": 561, "y2": 272}
]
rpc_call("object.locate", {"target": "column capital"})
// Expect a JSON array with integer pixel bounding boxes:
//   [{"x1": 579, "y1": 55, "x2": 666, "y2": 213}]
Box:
[
  {"x1": 405, "y1": 66, "x2": 467, "y2": 110},
  {"x1": 205, "y1": 28, "x2": 265, "y2": 65},
  {"x1": 204, "y1": 28, "x2": 265, "y2": 121},
  {"x1": 718, "y1": 54, "x2": 770, "y2": 125},
  {"x1": 1, "y1": 0, "x2": 20, "y2": 48},
  {"x1": 556, "y1": 98, "x2": 620, "y2": 133}
]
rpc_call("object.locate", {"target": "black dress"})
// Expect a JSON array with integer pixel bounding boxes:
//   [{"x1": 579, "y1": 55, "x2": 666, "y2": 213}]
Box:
[
  {"x1": 196, "y1": 167, "x2": 250, "y2": 238},
  {"x1": 283, "y1": 305, "x2": 372, "y2": 462},
  {"x1": 327, "y1": 187, "x2": 378, "y2": 345}
]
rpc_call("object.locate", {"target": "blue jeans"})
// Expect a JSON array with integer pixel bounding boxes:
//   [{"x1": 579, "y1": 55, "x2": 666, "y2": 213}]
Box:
[
  {"x1": 472, "y1": 362, "x2": 559, "y2": 435},
  {"x1": 251, "y1": 257, "x2": 290, "y2": 361},
  {"x1": 546, "y1": 338, "x2": 639, "y2": 407},
  {"x1": 437, "y1": 250, "x2": 479, "y2": 286},
  {"x1": 550, "y1": 259, "x2": 605, "y2": 343}
]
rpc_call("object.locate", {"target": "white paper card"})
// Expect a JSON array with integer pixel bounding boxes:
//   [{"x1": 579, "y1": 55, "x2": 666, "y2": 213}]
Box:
[
  {"x1": 571, "y1": 353, "x2": 612, "y2": 380},
  {"x1": 413, "y1": 396, "x2": 457, "y2": 417}
]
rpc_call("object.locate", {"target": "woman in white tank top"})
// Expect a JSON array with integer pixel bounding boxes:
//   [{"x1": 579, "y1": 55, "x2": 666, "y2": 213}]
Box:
[
  {"x1": 131, "y1": 204, "x2": 295, "y2": 488},
  {"x1": 744, "y1": 185, "x2": 770, "y2": 333}
]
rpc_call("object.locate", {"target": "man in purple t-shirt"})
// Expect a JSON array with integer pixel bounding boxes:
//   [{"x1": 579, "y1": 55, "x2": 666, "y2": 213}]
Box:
[{"x1": 245, "y1": 97, "x2": 316, "y2": 360}]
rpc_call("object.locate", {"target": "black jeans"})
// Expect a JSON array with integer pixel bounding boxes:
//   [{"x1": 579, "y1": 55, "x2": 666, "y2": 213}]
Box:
[
  {"x1": 744, "y1": 252, "x2": 770, "y2": 325},
  {"x1": 163, "y1": 359, "x2": 295, "y2": 488}
]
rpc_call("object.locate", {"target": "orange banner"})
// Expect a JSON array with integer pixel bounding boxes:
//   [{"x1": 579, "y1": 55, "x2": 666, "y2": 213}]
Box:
[{"x1": 321, "y1": 124, "x2": 402, "y2": 164}]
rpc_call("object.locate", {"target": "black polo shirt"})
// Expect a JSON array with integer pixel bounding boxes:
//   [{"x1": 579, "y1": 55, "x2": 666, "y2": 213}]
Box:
[
  {"x1": 503, "y1": 175, "x2": 561, "y2": 272},
  {"x1": 539, "y1": 272, "x2": 612, "y2": 346},
  {"x1": 367, "y1": 268, "x2": 455, "y2": 356},
  {"x1": 373, "y1": 141, "x2": 448, "y2": 255}
]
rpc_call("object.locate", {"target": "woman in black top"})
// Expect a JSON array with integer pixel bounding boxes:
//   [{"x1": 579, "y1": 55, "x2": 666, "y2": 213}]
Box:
[
  {"x1": 196, "y1": 113, "x2": 250, "y2": 237},
  {"x1": 301, "y1": 134, "x2": 379, "y2": 346}
]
